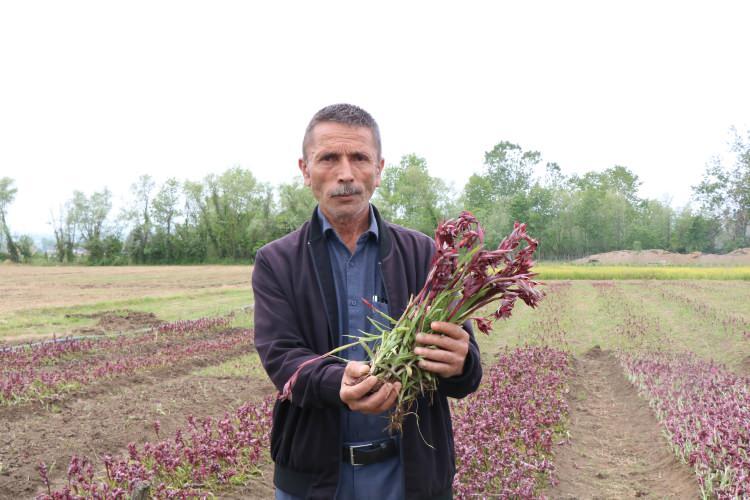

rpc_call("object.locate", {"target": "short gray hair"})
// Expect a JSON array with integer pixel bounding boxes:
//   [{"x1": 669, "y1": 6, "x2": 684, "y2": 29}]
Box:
[{"x1": 302, "y1": 103, "x2": 382, "y2": 161}]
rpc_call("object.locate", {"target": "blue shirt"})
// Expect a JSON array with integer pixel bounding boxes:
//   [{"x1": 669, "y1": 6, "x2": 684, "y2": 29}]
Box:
[
  {"x1": 319, "y1": 206, "x2": 394, "y2": 443},
  {"x1": 276, "y1": 206, "x2": 404, "y2": 500}
]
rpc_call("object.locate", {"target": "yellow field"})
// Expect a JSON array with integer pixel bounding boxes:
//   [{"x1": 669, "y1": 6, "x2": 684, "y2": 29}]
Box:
[{"x1": 536, "y1": 264, "x2": 750, "y2": 280}]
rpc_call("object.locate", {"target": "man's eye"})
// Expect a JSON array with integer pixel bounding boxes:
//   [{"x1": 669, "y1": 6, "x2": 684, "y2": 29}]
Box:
[{"x1": 353, "y1": 154, "x2": 368, "y2": 162}]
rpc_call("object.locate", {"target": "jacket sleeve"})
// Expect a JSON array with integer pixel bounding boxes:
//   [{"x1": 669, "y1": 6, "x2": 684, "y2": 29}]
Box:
[
  {"x1": 252, "y1": 247, "x2": 345, "y2": 409},
  {"x1": 436, "y1": 320, "x2": 483, "y2": 399}
]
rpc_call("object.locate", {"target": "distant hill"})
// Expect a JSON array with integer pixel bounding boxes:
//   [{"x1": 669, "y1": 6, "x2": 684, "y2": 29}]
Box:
[{"x1": 573, "y1": 248, "x2": 750, "y2": 266}]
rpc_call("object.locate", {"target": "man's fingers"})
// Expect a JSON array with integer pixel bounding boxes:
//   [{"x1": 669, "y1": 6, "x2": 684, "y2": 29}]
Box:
[
  {"x1": 351, "y1": 381, "x2": 402, "y2": 414},
  {"x1": 375, "y1": 382, "x2": 400, "y2": 413},
  {"x1": 415, "y1": 345, "x2": 457, "y2": 364},
  {"x1": 418, "y1": 359, "x2": 454, "y2": 377},
  {"x1": 344, "y1": 361, "x2": 370, "y2": 379},
  {"x1": 343, "y1": 375, "x2": 380, "y2": 400},
  {"x1": 350, "y1": 382, "x2": 391, "y2": 412},
  {"x1": 415, "y1": 333, "x2": 462, "y2": 352},
  {"x1": 429, "y1": 321, "x2": 469, "y2": 340}
]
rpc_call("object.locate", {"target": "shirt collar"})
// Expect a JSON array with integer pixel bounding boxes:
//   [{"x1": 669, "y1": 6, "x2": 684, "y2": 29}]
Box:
[{"x1": 317, "y1": 204, "x2": 379, "y2": 242}]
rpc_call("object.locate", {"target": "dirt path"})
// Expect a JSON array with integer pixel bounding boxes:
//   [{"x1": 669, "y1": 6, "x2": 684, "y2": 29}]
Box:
[
  {"x1": 0, "y1": 364, "x2": 275, "y2": 498},
  {"x1": 547, "y1": 347, "x2": 699, "y2": 499}
]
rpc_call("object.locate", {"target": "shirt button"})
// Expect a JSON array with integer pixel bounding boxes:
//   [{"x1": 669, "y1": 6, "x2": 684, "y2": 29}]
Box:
[{"x1": 348, "y1": 262, "x2": 355, "y2": 268}]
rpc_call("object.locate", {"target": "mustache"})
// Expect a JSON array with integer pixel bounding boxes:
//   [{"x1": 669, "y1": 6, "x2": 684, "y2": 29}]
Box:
[{"x1": 329, "y1": 184, "x2": 363, "y2": 197}]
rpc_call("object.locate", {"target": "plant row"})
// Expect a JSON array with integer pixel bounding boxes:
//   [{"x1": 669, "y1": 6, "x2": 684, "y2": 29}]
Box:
[
  {"x1": 1, "y1": 324, "x2": 250, "y2": 405},
  {"x1": 654, "y1": 284, "x2": 750, "y2": 339},
  {"x1": 1, "y1": 316, "x2": 234, "y2": 368},
  {"x1": 451, "y1": 346, "x2": 570, "y2": 499},
  {"x1": 592, "y1": 281, "x2": 665, "y2": 348},
  {"x1": 524, "y1": 281, "x2": 572, "y2": 348},
  {"x1": 38, "y1": 396, "x2": 274, "y2": 499},
  {"x1": 619, "y1": 351, "x2": 750, "y2": 499},
  {"x1": 155, "y1": 316, "x2": 233, "y2": 335}
]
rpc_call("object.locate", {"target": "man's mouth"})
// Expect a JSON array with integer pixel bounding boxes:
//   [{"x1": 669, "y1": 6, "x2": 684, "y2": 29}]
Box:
[{"x1": 330, "y1": 186, "x2": 362, "y2": 198}]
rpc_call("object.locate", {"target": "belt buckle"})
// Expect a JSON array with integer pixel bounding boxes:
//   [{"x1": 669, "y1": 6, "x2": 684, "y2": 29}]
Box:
[{"x1": 349, "y1": 443, "x2": 372, "y2": 466}]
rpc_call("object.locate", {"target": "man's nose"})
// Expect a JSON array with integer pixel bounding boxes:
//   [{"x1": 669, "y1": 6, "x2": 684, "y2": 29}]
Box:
[{"x1": 336, "y1": 158, "x2": 355, "y2": 183}]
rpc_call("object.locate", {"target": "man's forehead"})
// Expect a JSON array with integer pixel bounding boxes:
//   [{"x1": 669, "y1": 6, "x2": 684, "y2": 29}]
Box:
[{"x1": 309, "y1": 123, "x2": 377, "y2": 150}]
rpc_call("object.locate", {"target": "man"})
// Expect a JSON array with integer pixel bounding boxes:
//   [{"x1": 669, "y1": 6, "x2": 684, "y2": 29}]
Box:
[{"x1": 253, "y1": 104, "x2": 482, "y2": 499}]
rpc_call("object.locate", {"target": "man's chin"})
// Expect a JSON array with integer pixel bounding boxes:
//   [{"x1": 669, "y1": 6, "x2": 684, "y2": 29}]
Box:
[{"x1": 322, "y1": 202, "x2": 368, "y2": 222}]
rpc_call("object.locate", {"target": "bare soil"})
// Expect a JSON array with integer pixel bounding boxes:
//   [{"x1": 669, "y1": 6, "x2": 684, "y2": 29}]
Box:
[
  {"x1": 68, "y1": 309, "x2": 163, "y2": 335},
  {"x1": 574, "y1": 248, "x2": 750, "y2": 266},
  {"x1": 547, "y1": 347, "x2": 699, "y2": 499},
  {"x1": 0, "y1": 348, "x2": 275, "y2": 499},
  {"x1": 0, "y1": 265, "x2": 250, "y2": 315},
  {"x1": 741, "y1": 355, "x2": 750, "y2": 376}
]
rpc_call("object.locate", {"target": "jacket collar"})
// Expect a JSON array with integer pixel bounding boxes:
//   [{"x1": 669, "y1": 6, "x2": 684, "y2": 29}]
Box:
[{"x1": 308, "y1": 203, "x2": 393, "y2": 260}]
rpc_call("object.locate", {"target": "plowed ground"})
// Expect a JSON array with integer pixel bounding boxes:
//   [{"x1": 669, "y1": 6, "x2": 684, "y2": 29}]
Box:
[{"x1": 0, "y1": 351, "x2": 275, "y2": 498}]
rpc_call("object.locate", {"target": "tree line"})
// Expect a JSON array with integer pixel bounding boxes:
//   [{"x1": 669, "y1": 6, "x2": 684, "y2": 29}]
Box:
[{"x1": 1, "y1": 129, "x2": 748, "y2": 264}]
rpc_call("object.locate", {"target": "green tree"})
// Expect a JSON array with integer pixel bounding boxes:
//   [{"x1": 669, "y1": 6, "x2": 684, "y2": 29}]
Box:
[
  {"x1": 534, "y1": 163, "x2": 574, "y2": 259},
  {"x1": 49, "y1": 200, "x2": 80, "y2": 263},
  {"x1": 566, "y1": 166, "x2": 643, "y2": 254},
  {"x1": 630, "y1": 199, "x2": 673, "y2": 250},
  {"x1": 179, "y1": 167, "x2": 275, "y2": 262},
  {"x1": 276, "y1": 177, "x2": 317, "y2": 235},
  {"x1": 462, "y1": 142, "x2": 542, "y2": 246},
  {"x1": 152, "y1": 178, "x2": 181, "y2": 262},
  {"x1": 123, "y1": 175, "x2": 155, "y2": 263},
  {"x1": 178, "y1": 179, "x2": 211, "y2": 263},
  {"x1": 203, "y1": 167, "x2": 271, "y2": 260},
  {"x1": 483, "y1": 141, "x2": 540, "y2": 198},
  {"x1": 16, "y1": 235, "x2": 35, "y2": 262},
  {"x1": 599, "y1": 165, "x2": 642, "y2": 205},
  {"x1": 69, "y1": 189, "x2": 112, "y2": 262},
  {"x1": 671, "y1": 207, "x2": 716, "y2": 252},
  {"x1": 693, "y1": 128, "x2": 750, "y2": 250},
  {"x1": 0, "y1": 177, "x2": 20, "y2": 262},
  {"x1": 374, "y1": 154, "x2": 451, "y2": 235}
]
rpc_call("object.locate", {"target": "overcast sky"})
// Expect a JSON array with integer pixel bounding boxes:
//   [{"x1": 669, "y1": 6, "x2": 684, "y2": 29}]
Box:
[{"x1": 2, "y1": 1, "x2": 749, "y2": 236}]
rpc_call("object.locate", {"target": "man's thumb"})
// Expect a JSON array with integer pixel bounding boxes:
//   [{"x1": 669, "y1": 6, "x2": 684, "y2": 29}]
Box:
[{"x1": 347, "y1": 361, "x2": 370, "y2": 377}]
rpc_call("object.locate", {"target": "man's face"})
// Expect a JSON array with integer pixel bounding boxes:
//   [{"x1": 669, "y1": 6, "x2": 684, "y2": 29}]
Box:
[{"x1": 299, "y1": 122, "x2": 384, "y2": 224}]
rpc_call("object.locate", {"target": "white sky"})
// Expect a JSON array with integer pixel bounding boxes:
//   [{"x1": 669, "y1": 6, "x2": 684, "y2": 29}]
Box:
[{"x1": 2, "y1": 1, "x2": 749, "y2": 236}]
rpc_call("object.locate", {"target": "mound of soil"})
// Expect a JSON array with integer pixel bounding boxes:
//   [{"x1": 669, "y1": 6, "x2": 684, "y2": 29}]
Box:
[
  {"x1": 68, "y1": 309, "x2": 163, "y2": 335},
  {"x1": 574, "y1": 248, "x2": 750, "y2": 266}
]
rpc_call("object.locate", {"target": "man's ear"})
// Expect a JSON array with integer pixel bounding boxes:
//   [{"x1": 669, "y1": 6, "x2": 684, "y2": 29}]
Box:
[
  {"x1": 298, "y1": 158, "x2": 311, "y2": 186},
  {"x1": 374, "y1": 158, "x2": 385, "y2": 188}
]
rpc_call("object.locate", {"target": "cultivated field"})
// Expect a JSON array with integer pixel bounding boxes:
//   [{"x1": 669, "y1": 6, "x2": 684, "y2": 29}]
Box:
[
  {"x1": 1, "y1": 265, "x2": 749, "y2": 498},
  {"x1": 0, "y1": 265, "x2": 251, "y2": 342}
]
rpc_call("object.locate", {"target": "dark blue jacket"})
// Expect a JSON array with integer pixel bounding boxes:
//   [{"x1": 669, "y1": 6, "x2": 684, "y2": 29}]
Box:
[{"x1": 253, "y1": 206, "x2": 483, "y2": 500}]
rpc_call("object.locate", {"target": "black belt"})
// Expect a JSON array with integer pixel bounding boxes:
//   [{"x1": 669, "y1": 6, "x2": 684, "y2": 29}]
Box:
[{"x1": 342, "y1": 437, "x2": 398, "y2": 466}]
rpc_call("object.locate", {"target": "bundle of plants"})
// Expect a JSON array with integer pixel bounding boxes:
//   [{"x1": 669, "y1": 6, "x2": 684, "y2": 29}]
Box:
[{"x1": 282, "y1": 211, "x2": 544, "y2": 431}]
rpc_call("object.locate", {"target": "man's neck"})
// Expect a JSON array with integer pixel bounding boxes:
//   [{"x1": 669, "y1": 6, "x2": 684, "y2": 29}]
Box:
[{"x1": 321, "y1": 206, "x2": 371, "y2": 253}]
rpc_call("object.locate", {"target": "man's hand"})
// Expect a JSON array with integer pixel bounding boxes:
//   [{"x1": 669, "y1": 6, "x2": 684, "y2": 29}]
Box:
[
  {"x1": 414, "y1": 321, "x2": 470, "y2": 378},
  {"x1": 340, "y1": 361, "x2": 401, "y2": 414}
]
